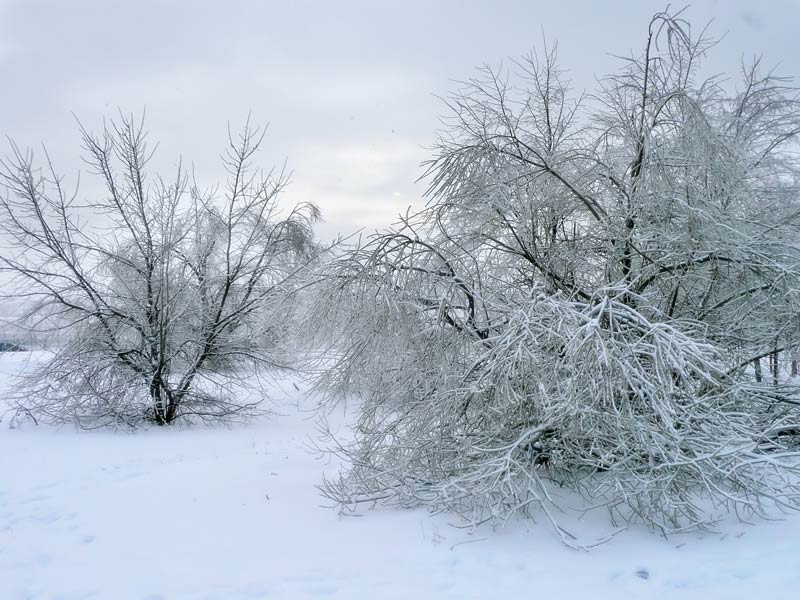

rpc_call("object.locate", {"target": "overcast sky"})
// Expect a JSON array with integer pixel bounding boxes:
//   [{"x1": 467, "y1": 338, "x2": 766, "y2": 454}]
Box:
[{"x1": 1, "y1": 0, "x2": 798, "y2": 239}]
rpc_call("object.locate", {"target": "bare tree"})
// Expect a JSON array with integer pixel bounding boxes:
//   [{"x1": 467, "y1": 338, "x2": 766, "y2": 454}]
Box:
[
  {"x1": 0, "y1": 114, "x2": 319, "y2": 427},
  {"x1": 308, "y1": 10, "x2": 800, "y2": 544}
]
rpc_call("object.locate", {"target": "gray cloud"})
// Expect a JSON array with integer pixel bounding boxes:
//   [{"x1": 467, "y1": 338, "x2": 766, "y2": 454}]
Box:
[{"x1": 2, "y1": 0, "x2": 798, "y2": 239}]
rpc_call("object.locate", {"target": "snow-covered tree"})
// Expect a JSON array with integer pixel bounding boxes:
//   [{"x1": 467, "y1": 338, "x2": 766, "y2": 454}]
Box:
[
  {"x1": 310, "y1": 10, "x2": 800, "y2": 543},
  {"x1": 0, "y1": 114, "x2": 319, "y2": 427}
]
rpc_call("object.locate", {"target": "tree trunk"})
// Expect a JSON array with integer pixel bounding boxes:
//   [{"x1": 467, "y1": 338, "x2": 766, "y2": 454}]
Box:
[
  {"x1": 771, "y1": 348, "x2": 779, "y2": 386},
  {"x1": 165, "y1": 397, "x2": 179, "y2": 424},
  {"x1": 754, "y1": 358, "x2": 763, "y2": 383},
  {"x1": 150, "y1": 377, "x2": 175, "y2": 425}
]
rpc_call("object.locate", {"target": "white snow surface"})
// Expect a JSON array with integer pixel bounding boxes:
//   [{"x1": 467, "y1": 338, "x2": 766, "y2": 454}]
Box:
[{"x1": 2, "y1": 352, "x2": 800, "y2": 599}]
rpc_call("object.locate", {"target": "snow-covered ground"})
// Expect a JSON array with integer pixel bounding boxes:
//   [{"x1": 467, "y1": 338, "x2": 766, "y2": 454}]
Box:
[{"x1": 2, "y1": 352, "x2": 800, "y2": 599}]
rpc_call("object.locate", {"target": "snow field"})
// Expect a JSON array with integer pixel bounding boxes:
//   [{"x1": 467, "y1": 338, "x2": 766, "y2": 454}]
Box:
[{"x1": 1, "y1": 352, "x2": 799, "y2": 599}]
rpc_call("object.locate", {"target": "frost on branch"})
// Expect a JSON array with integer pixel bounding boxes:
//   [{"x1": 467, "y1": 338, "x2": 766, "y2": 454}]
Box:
[
  {"x1": 0, "y1": 115, "x2": 320, "y2": 427},
  {"x1": 311, "y1": 10, "x2": 800, "y2": 543}
]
